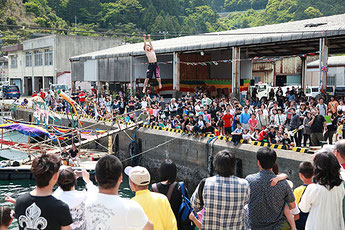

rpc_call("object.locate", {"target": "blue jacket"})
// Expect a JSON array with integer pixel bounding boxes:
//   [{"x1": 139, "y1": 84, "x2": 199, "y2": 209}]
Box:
[{"x1": 240, "y1": 112, "x2": 250, "y2": 124}]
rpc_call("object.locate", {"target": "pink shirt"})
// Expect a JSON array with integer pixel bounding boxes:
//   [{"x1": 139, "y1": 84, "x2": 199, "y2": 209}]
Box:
[{"x1": 249, "y1": 118, "x2": 258, "y2": 131}]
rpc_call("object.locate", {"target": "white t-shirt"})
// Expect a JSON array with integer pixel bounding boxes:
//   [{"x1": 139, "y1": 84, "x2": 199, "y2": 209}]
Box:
[
  {"x1": 85, "y1": 193, "x2": 148, "y2": 230},
  {"x1": 53, "y1": 182, "x2": 97, "y2": 230},
  {"x1": 141, "y1": 101, "x2": 148, "y2": 109},
  {"x1": 337, "y1": 105, "x2": 345, "y2": 113},
  {"x1": 299, "y1": 182, "x2": 345, "y2": 230}
]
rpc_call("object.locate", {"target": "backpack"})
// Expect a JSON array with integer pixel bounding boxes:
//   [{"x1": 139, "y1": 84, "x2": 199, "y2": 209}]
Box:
[
  {"x1": 151, "y1": 182, "x2": 177, "y2": 201},
  {"x1": 152, "y1": 182, "x2": 195, "y2": 230},
  {"x1": 178, "y1": 182, "x2": 195, "y2": 230}
]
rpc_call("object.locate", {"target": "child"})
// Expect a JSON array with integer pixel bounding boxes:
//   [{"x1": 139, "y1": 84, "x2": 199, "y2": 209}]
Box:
[
  {"x1": 0, "y1": 206, "x2": 14, "y2": 229},
  {"x1": 275, "y1": 131, "x2": 284, "y2": 144},
  {"x1": 242, "y1": 129, "x2": 251, "y2": 143},
  {"x1": 257, "y1": 127, "x2": 268, "y2": 143},
  {"x1": 158, "y1": 119, "x2": 165, "y2": 128},
  {"x1": 336, "y1": 120, "x2": 343, "y2": 141},
  {"x1": 231, "y1": 123, "x2": 243, "y2": 146},
  {"x1": 293, "y1": 161, "x2": 314, "y2": 230},
  {"x1": 142, "y1": 34, "x2": 162, "y2": 93},
  {"x1": 282, "y1": 132, "x2": 294, "y2": 149},
  {"x1": 248, "y1": 113, "x2": 258, "y2": 133},
  {"x1": 268, "y1": 126, "x2": 277, "y2": 145}
]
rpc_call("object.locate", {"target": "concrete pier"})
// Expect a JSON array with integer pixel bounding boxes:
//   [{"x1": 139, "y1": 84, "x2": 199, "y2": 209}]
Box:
[{"x1": 12, "y1": 107, "x2": 313, "y2": 191}]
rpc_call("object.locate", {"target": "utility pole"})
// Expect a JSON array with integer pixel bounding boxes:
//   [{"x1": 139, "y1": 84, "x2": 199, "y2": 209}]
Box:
[{"x1": 74, "y1": 16, "x2": 77, "y2": 34}]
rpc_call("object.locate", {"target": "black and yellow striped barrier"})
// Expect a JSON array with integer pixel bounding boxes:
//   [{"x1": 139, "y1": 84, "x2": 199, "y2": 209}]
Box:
[
  {"x1": 270, "y1": 144, "x2": 288, "y2": 150},
  {"x1": 251, "y1": 141, "x2": 270, "y2": 147},
  {"x1": 292, "y1": 147, "x2": 309, "y2": 153}
]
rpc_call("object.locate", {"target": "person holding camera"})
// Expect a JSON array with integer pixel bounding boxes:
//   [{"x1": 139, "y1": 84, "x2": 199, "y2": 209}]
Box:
[{"x1": 309, "y1": 109, "x2": 327, "y2": 146}]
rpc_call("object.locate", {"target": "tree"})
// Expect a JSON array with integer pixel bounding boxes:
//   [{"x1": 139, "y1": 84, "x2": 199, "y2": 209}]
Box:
[
  {"x1": 304, "y1": 6, "x2": 323, "y2": 18},
  {"x1": 24, "y1": 1, "x2": 41, "y2": 17},
  {"x1": 100, "y1": 0, "x2": 142, "y2": 29},
  {"x1": 142, "y1": 4, "x2": 158, "y2": 31},
  {"x1": 150, "y1": 14, "x2": 166, "y2": 33}
]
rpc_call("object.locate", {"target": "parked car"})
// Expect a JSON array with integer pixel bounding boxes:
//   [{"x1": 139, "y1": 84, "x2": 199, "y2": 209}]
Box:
[
  {"x1": 0, "y1": 85, "x2": 21, "y2": 99},
  {"x1": 306, "y1": 86, "x2": 319, "y2": 98},
  {"x1": 335, "y1": 86, "x2": 345, "y2": 98},
  {"x1": 306, "y1": 86, "x2": 335, "y2": 99}
]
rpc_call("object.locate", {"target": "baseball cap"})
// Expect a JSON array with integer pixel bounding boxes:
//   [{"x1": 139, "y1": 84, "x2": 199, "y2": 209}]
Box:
[{"x1": 124, "y1": 166, "x2": 150, "y2": 186}]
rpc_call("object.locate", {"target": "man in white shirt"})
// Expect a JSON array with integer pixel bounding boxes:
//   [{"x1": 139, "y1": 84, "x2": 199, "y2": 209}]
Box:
[
  {"x1": 316, "y1": 98, "x2": 327, "y2": 117},
  {"x1": 85, "y1": 155, "x2": 153, "y2": 230}
]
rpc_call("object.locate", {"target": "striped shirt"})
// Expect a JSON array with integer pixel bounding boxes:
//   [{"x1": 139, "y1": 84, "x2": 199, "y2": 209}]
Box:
[{"x1": 191, "y1": 175, "x2": 250, "y2": 230}]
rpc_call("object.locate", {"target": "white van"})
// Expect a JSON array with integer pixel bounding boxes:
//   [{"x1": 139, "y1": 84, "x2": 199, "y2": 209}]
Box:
[{"x1": 306, "y1": 86, "x2": 335, "y2": 98}]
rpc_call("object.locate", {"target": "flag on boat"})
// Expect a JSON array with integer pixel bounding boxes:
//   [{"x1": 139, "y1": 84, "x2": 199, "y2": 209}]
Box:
[{"x1": 0, "y1": 123, "x2": 50, "y2": 137}]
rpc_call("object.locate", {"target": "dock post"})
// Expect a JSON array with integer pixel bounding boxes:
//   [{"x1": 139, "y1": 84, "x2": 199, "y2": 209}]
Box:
[
  {"x1": 108, "y1": 135, "x2": 113, "y2": 154},
  {"x1": 1, "y1": 128, "x2": 3, "y2": 149}
]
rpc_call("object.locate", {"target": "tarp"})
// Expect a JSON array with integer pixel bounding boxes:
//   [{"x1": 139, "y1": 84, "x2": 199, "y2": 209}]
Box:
[{"x1": 0, "y1": 123, "x2": 50, "y2": 137}]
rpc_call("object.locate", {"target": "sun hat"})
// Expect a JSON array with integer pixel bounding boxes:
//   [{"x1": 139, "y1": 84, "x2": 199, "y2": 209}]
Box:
[{"x1": 124, "y1": 166, "x2": 150, "y2": 186}]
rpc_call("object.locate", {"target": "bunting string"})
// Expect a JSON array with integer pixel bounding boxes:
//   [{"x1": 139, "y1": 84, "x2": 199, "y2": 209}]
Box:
[{"x1": 133, "y1": 53, "x2": 317, "y2": 66}]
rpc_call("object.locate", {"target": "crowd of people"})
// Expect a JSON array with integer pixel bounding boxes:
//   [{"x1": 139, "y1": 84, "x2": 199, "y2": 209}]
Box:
[
  {"x1": 1, "y1": 140, "x2": 345, "y2": 230},
  {"x1": 21, "y1": 85, "x2": 345, "y2": 149}
]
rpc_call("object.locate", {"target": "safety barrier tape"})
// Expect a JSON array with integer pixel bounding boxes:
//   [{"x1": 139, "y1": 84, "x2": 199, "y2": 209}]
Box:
[
  {"x1": 140, "y1": 124, "x2": 251, "y2": 144},
  {"x1": 251, "y1": 141, "x2": 310, "y2": 153},
  {"x1": 292, "y1": 147, "x2": 309, "y2": 153}
]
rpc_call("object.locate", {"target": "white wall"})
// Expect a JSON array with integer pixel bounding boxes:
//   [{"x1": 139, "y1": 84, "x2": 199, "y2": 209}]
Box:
[
  {"x1": 307, "y1": 66, "x2": 345, "y2": 86},
  {"x1": 84, "y1": 60, "x2": 98, "y2": 82},
  {"x1": 57, "y1": 72, "x2": 72, "y2": 89}
]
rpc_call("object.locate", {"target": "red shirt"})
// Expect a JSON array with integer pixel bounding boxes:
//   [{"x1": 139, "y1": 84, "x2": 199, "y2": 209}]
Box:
[
  {"x1": 258, "y1": 130, "x2": 268, "y2": 141},
  {"x1": 32, "y1": 93, "x2": 38, "y2": 97},
  {"x1": 249, "y1": 118, "x2": 258, "y2": 131},
  {"x1": 79, "y1": 93, "x2": 86, "y2": 102},
  {"x1": 222, "y1": 114, "x2": 233, "y2": 127},
  {"x1": 39, "y1": 92, "x2": 45, "y2": 99},
  {"x1": 341, "y1": 163, "x2": 345, "y2": 169}
]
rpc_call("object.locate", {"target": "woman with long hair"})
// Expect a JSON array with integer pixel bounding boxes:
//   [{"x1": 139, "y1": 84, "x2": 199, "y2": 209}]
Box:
[
  {"x1": 299, "y1": 150, "x2": 345, "y2": 230},
  {"x1": 151, "y1": 159, "x2": 192, "y2": 230}
]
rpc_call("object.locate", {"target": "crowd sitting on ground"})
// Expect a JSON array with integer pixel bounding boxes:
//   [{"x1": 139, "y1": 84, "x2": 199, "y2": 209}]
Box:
[
  {"x1": 2, "y1": 139, "x2": 345, "y2": 230},
  {"x1": 21, "y1": 85, "x2": 345, "y2": 149}
]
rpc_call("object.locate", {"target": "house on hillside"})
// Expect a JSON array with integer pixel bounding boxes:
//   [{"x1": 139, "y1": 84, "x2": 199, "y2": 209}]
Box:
[
  {"x1": 0, "y1": 56, "x2": 8, "y2": 82},
  {"x1": 1, "y1": 35, "x2": 122, "y2": 96}
]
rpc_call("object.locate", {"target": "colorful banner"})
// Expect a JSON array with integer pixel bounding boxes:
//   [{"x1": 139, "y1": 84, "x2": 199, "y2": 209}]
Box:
[{"x1": 0, "y1": 123, "x2": 50, "y2": 137}]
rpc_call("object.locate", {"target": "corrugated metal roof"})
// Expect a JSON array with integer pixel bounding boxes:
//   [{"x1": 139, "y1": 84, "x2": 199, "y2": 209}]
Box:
[
  {"x1": 308, "y1": 56, "x2": 345, "y2": 67},
  {"x1": 71, "y1": 13, "x2": 345, "y2": 61}
]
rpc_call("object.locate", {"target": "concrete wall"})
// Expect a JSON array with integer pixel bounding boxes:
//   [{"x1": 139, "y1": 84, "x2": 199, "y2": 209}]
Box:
[
  {"x1": 55, "y1": 35, "x2": 122, "y2": 73},
  {"x1": 13, "y1": 109, "x2": 313, "y2": 191}
]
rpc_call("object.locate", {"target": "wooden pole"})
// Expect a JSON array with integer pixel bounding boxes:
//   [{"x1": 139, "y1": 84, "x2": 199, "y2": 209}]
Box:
[
  {"x1": 28, "y1": 132, "x2": 31, "y2": 159},
  {"x1": 1, "y1": 128, "x2": 3, "y2": 149}
]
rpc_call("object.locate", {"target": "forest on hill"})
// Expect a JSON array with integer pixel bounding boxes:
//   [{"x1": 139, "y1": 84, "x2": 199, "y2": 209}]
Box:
[{"x1": 0, "y1": 0, "x2": 345, "y2": 46}]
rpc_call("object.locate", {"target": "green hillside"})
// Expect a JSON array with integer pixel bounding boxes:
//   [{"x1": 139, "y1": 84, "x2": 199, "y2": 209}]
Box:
[{"x1": 0, "y1": 0, "x2": 345, "y2": 47}]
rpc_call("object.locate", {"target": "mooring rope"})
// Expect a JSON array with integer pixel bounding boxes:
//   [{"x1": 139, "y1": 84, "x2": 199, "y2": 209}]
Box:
[{"x1": 121, "y1": 137, "x2": 177, "y2": 163}]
